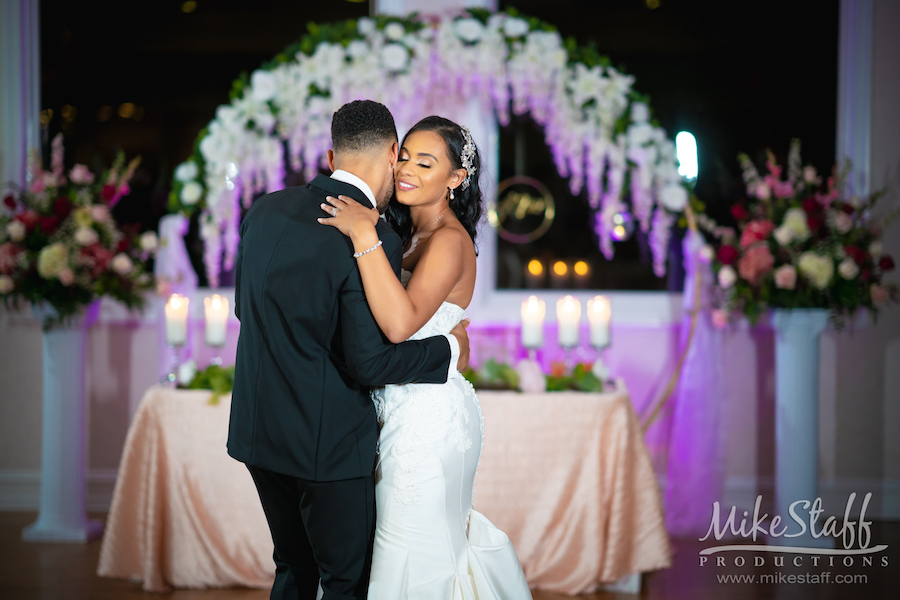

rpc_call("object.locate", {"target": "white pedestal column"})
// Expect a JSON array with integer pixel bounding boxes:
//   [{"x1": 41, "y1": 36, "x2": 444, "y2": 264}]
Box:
[
  {"x1": 771, "y1": 308, "x2": 831, "y2": 547},
  {"x1": 23, "y1": 304, "x2": 103, "y2": 542}
]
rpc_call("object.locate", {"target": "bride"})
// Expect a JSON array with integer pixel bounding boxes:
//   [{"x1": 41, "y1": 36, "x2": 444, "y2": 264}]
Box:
[{"x1": 318, "y1": 116, "x2": 531, "y2": 599}]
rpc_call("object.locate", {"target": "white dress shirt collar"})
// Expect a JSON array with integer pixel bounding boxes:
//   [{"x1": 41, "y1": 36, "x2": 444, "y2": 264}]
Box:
[{"x1": 330, "y1": 169, "x2": 378, "y2": 209}]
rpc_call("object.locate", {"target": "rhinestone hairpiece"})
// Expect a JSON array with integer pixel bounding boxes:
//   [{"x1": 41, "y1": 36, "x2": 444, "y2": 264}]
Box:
[{"x1": 459, "y1": 125, "x2": 477, "y2": 190}]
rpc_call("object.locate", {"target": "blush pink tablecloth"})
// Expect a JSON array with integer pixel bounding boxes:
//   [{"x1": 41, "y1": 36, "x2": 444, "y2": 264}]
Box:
[{"x1": 98, "y1": 383, "x2": 670, "y2": 594}]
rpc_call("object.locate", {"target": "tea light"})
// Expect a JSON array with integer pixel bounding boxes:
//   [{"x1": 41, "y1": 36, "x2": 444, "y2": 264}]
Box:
[
  {"x1": 587, "y1": 295, "x2": 611, "y2": 348},
  {"x1": 204, "y1": 294, "x2": 229, "y2": 347},
  {"x1": 556, "y1": 295, "x2": 581, "y2": 348},
  {"x1": 165, "y1": 294, "x2": 189, "y2": 346},
  {"x1": 520, "y1": 295, "x2": 546, "y2": 349}
]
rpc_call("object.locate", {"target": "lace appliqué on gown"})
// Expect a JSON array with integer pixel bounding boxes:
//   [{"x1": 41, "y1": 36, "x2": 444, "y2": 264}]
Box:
[{"x1": 371, "y1": 269, "x2": 474, "y2": 505}]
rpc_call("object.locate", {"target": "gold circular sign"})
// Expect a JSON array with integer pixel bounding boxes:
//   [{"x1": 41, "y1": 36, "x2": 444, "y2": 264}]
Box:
[{"x1": 488, "y1": 176, "x2": 555, "y2": 244}]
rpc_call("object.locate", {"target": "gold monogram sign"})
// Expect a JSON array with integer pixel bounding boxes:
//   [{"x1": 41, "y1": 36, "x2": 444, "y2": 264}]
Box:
[{"x1": 488, "y1": 176, "x2": 555, "y2": 244}]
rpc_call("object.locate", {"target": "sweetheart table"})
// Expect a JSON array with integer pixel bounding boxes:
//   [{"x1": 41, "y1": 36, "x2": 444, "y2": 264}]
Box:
[{"x1": 97, "y1": 383, "x2": 670, "y2": 593}]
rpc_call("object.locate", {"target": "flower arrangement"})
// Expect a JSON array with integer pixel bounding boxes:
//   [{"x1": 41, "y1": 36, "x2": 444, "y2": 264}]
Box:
[
  {"x1": 0, "y1": 135, "x2": 156, "y2": 329},
  {"x1": 707, "y1": 140, "x2": 897, "y2": 326},
  {"x1": 169, "y1": 8, "x2": 688, "y2": 286},
  {"x1": 462, "y1": 358, "x2": 606, "y2": 393}
]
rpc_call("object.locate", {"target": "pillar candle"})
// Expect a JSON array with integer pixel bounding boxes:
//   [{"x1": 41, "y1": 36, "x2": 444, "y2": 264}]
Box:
[
  {"x1": 165, "y1": 294, "x2": 189, "y2": 346},
  {"x1": 204, "y1": 294, "x2": 229, "y2": 347},
  {"x1": 556, "y1": 295, "x2": 581, "y2": 348},
  {"x1": 587, "y1": 295, "x2": 611, "y2": 348},
  {"x1": 520, "y1": 295, "x2": 545, "y2": 349}
]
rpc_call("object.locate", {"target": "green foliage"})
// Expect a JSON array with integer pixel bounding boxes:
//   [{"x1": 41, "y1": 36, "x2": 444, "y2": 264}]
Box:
[
  {"x1": 464, "y1": 358, "x2": 520, "y2": 390},
  {"x1": 545, "y1": 362, "x2": 604, "y2": 393},
  {"x1": 184, "y1": 364, "x2": 236, "y2": 405}
]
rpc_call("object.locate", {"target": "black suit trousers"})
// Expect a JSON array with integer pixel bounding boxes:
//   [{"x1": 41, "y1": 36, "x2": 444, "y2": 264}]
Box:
[{"x1": 247, "y1": 465, "x2": 375, "y2": 600}]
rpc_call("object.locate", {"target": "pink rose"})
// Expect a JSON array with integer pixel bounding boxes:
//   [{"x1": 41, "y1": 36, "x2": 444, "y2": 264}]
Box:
[
  {"x1": 711, "y1": 309, "x2": 729, "y2": 329},
  {"x1": 871, "y1": 284, "x2": 889, "y2": 305},
  {"x1": 69, "y1": 164, "x2": 95, "y2": 185},
  {"x1": 774, "y1": 264, "x2": 797, "y2": 290},
  {"x1": 91, "y1": 205, "x2": 110, "y2": 223},
  {"x1": 740, "y1": 219, "x2": 775, "y2": 248},
  {"x1": 738, "y1": 244, "x2": 775, "y2": 285},
  {"x1": 58, "y1": 268, "x2": 74, "y2": 286}
]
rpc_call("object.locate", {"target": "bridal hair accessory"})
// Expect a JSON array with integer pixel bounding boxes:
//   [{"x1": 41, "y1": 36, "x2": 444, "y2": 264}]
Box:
[
  {"x1": 353, "y1": 239, "x2": 383, "y2": 258},
  {"x1": 459, "y1": 125, "x2": 476, "y2": 190}
]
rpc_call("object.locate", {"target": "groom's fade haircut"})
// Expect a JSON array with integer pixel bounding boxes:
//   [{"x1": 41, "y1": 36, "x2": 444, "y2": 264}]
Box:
[{"x1": 331, "y1": 100, "x2": 398, "y2": 156}]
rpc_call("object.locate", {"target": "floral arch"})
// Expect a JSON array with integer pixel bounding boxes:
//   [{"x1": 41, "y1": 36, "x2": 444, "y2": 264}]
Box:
[{"x1": 169, "y1": 8, "x2": 689, "y2": 287}]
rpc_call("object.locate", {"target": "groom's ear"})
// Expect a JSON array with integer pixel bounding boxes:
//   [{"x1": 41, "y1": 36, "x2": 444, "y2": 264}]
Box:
[
  {"x1": 327, "y1": 150, "x2": 336, "y2": 172},
  {"x1": 389, "y1": 141, "x2": 399, "y2": 169}
]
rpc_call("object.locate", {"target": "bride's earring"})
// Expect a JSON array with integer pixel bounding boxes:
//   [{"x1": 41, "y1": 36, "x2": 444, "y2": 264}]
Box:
[{"x1": 449, "y1": 187, "x2": 454, "y2": 201}]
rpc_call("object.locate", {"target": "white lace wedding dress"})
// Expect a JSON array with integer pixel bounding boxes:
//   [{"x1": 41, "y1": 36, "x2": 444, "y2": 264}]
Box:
[{"x1": 368, "y1": 272, "x2": 531, "y2": 600}]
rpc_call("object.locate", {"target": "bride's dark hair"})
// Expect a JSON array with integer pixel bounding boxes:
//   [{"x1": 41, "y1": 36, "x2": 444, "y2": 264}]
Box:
[{"x1": 386, "y1": 116, "x2": 483, "y2": 254}]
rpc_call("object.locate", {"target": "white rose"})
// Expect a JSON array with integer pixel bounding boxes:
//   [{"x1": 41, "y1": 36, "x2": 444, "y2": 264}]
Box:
[
  {"x1": 357, "y1": 17, "x2": 375, "y2": 36},
  {"x1": 58, "y1": 267, "x2": 74, "y2": 286},
  {"x1": 755, "y1": 182, "x2": 771, "y2": 200},
  {"x1": 515, "y1": 359, "x2": 546, "y2": 393},
  {"x1": 798, "y1": 251, "x2": 834, "y2": 289},
  {"x1": 250, "y1": 70, "x2": 277, "y2": 103},
  {"x1": 180, "y1": 181, "x2": 203, "y2": 205},
  {"x1": 111, "y1": 253, "x2": 133, "y2": 275},
  {"x1": 503, "y1": 17, "x2": 530, "y2": 38},
  {"x1": 803, "y1": 165, "x2": 819, "y2": 185},
  {"x1": 0, "y1": 274, "x2": 13, "y2": 294},
  {"x1": 454, "y1": 18, "x2": 485, "y2": 43},
  {"x1": 591, "y1": 359, "x2": 610, "y2": 381},
  {"x1": 177, "y1": 359, "x2": 198, "y2": 386},
  {"x1": 380, "y1": 43, "x2": 409, "y2": 71},
  {"x1": 174, "y1": 161, "x2": 199, "y2": 182},
  {"x1": 630, "y1": 102, "x2": 650, "y2": 123},
  {"x1": 832, "y1": 211, "x2": 853, "y2": 234},
  {"x1": 869, "y1": 240, "x2": 883, "y2": 259},
  {"x1": 140, "y1": 231, "x2": 158, "y2": 253},
  {"x1": 6, "y1": 220, "x2": 25, "y2": 242},
  {"x1": 838, "y1": 257, "x2": 859, "y2": 279},
  {"x1": 384, "y1": 22, "x2": 405, "y2": 41},
  {"x1": 782, "y1": 207, "x2": 810, "y2": 241},
  {"x1": 773, "y1": 224, "x2": 794, "y2": 246},
  {"x1": 698, "y1": 244, "x2": 714, "y2": 263},
  {"x1": 69, "y1": 164, "x2": 95, "y2": 185},
  {"x1": 718, "y1": 265, "x2": 737, "y2": 288},
  {"x1": 347, "y1": 40, "x2": 369, "y2": 59},
  {"x1": 74, "y1": 226, "x2": 99, "y2": 246},
  {"x1": 659, "y1": 183, "x2": 688, "y2": 211}
]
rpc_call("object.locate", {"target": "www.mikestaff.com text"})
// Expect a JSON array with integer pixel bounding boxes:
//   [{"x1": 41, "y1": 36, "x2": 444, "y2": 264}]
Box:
[{"x1": 717, "y1": 572, "x2": 867, "y2": 584}]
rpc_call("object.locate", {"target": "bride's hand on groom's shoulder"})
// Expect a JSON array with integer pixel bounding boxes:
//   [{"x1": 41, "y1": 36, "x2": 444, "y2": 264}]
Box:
[
  {"x1": 450, "y1": 319, "x2": 470, "y2": 372},
  {"x1": 317, "y1": 195, "x2": 379, "y2": 242}
]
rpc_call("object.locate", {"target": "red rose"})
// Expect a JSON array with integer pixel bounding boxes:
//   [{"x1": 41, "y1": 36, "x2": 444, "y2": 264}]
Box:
[
  {"x1": 39, "y1": 216, "x2": 59, "y2": 235},
  {"x1": 845, "y1": 246, "x2": 868, "y2": 266},
  {"x1": 80, "y1": 243, "x2": 112, "y2": 276},
  {"x1": 861, "y1": 269, "x2": 870, "y2": 282},
  {"x1": 3, "y1": 195, "x2": 15, "y2": 210},
  {"x1": 730, "y1": 204, "x2": 749, "y2": 222},
  {"x1": 115, "y1": 239, "x2": 130, "y2": 253},
  {"x1": 802, "y1": 197, "x2": 818, "y2": 214},
  {"x1": 0, "y1": 242, "x2": 22, "y2": 274},
  {"x1": 53, "y1": 197, "x2": 73, "y2": 219},
  {"x1": 16, "y1": 209, "x2": 40, "y2": 231},
  {"x1": 807, "y1": 216, "x2": 822, "y2": 232},
  {"x1": 717, "y1": 245, "x2": 739, "y2": 265},
  {"x1": 101, "y1": 184, "x2": 117, "y2": 202},
  {"x1": 880, "y1": 255, "x2": 895, "y2": 271},
  {"x1": 841, "y1": 203, "x2": 854, "y2": 214}
]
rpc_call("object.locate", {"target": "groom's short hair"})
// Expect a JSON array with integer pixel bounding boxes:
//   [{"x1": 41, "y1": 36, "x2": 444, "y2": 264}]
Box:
[{"x1": 331, "y1": 100, "x2": 398, "y2": 155}]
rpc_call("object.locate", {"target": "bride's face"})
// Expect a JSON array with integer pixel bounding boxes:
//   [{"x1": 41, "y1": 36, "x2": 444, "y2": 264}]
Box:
[{"x1": 394, "y1": 130, "x2": 464, "y2": 207}]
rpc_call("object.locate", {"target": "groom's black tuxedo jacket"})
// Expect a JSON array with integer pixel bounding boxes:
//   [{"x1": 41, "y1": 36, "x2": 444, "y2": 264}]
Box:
[{"x1": 228, "y1": 174, "x2": 452, "y2": 482}]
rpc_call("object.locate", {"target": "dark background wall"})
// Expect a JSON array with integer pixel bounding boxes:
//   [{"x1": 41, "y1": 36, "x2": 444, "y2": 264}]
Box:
[{"x1": 39, "y1": 0, "x2": 838, "y2": 287}]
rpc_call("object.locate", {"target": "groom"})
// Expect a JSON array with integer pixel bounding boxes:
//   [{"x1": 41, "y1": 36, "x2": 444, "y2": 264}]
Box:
[{"x1": 228, "y1": 100, "x2": 470, "y2": 600}]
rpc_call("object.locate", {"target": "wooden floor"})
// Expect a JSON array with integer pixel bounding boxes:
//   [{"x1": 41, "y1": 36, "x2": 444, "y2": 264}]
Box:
[{"x1": 0, "y1": 512, "x2": 897, "y2": 599}]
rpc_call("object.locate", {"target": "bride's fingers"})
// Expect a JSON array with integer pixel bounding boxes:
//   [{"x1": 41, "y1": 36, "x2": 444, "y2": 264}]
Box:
[{"x1": 319, "y1": 202, "x2": 339, "y2": 215}]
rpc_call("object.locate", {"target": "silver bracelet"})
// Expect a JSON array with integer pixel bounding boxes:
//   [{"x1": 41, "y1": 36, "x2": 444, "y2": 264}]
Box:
[{"x1": 353, "y1": 239, "x2": 383, "y2": 258}]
